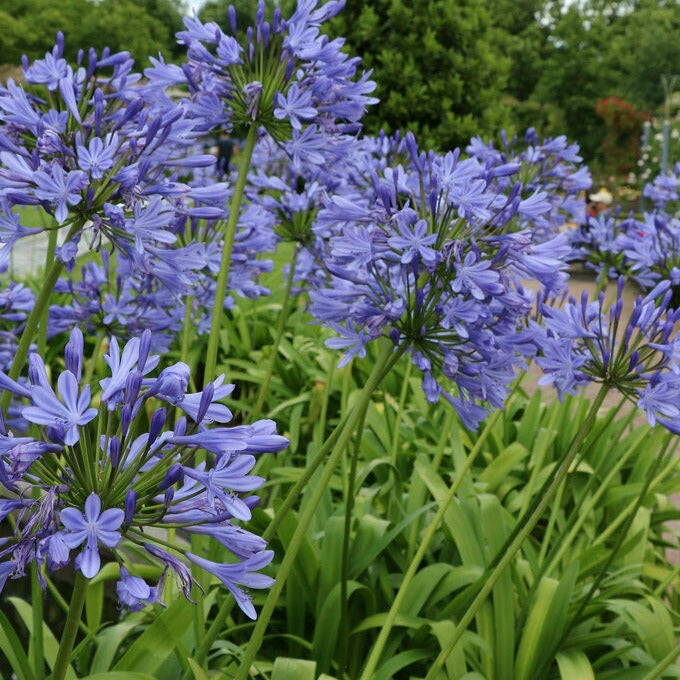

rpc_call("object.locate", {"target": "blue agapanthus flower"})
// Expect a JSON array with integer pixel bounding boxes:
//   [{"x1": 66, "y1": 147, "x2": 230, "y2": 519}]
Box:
[
  {"x1": 466, "y1": 128, "x2": 591, "y2": 240},
  {"x1": 307, "y1": 131, "x2": 572, "y2": 429},
  {"x1": 533, "y1": 277, "x2": 680, "y2": 432},
  {"x1": 145, "y1": 0, "x2": 377, "y2": 163},
  {"x1": 0, "y1": 328, "x2": 288, "y2": 618},
  {"x1": 0, "y1": 34, "x2": 218, "y2": 279}
]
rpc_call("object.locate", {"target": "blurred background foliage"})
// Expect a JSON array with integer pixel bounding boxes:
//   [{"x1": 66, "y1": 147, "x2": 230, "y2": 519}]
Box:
[{"x1": 4, "y1": 0, "x2": 680, "y2": 169}]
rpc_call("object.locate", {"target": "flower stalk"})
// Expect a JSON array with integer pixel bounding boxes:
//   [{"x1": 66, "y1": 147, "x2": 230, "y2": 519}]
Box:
[
  {"x1": 38, "y1": 227, "x2": 58, "y2": 357},
  {"x1": 252, "y1": 244, "x2": 299, "y2": 419},
  {"x1": 422, "y1": 384, "x2": 608, "y2": 680},
  {"x1": 359, "y1": 407, "x2": 503, "y2": 680},
  {"x1": 234, "y1": 340, "x2": 407, "y2": 680},
  {"x1": 51, "y1": 572, "x2": 88, "y2": 680},
  {"x1": 203, "y1": 124, "x2": 259, "y2": 386}
]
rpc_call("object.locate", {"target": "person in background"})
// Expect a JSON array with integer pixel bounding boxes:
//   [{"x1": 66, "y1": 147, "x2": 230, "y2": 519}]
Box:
[
  {"x1": 216, "y1": 133, "x2": 238, "y2": 177},
  {"x1": 587, "y1": 187, "x2": 613, "y2": 217}
]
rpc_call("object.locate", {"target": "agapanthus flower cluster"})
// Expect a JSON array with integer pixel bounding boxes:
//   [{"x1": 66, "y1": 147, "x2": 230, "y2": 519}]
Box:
[
  {"x1": 47, "y1": 199, "x2": 276, "y2": 348},
  {"x1": 245, "y1": 129, "x2": 390, "y2": 292},
  {"x1": 467, "y1": 128, "x2": 592, "y2": 240},
  {"x1": 533, "y1": 278, "x2": 680, "y2": 433},
  {"x1": 567, "y1": 207, "x2": 629, "y2": 280},
  {"x1": 144, "y1": 0, "x2": 377, "y2": 168},
  {"x1": 0, "y1": 280, "x2": 35, "y2": 429},
  {"x1": 309, "y1": 132, "x2": 572, "y2": 428},
  {"x1": 642, "y1": 163, "x2": 680, "y2": 212},
  {"x1": 568, "y1": 176, "x2": 680, "y2": 304},
  {"x1": 0, "y1": 34, "x2": 220, "y2": 279},
  {"x1": 0, "y1": 328, "x2": 288, "y2": 618}
]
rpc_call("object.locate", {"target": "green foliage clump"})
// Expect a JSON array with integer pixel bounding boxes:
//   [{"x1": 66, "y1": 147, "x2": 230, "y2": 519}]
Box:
[
  {"x1": 0, "y1": 0, "x2": 185, "y2": 68},
  {"x1": 329, "y1": 0, "x2": 512, "y2": 151}
]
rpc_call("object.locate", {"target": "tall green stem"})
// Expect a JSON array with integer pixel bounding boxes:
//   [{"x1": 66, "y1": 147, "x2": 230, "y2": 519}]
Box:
[
  {"x1": 358, "y1": 408, "x2": 503, "y2": 680},
  {"x1": 251, "y1": 244, "x2": 299, "y2": 419},
  {"x1": 30, "y1": 562, "x2": 44, "y2": 680},
  {"x1": 533, "y1": 432, "x2": 672, "y2": 680},
  {"x1": 234, "y1": 341, "x2": 407, "y2": 680},
  {"x1": 389, "y1": 359, "x2": 411, "y2": 465},
  {"x1": 182, "y1": 345, "x2": 401, "y2": 678},
  {"x1": 203, "y1": 125, "x2": 258, "y2": 386},
  {"x1": 1, "y1": 222, "x2": 80, "y2": 413},
  {"x1": 422, "y1": 385, "x2": 608, "y2": 680},
  {"x1": 51, "y1": 572, "x2": 88, "y2": 680},
  {"x1": 338, "y1": 398, "x2": 370, "y2": 676},
  {"x1": 38, "y1": 227, "x2": 58, "y2": 356}
]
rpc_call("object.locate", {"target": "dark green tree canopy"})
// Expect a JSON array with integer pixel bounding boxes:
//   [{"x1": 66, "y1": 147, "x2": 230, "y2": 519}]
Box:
[
  {"x1": 0, "y1": 0, "x2": 185, "y2": 68},
  {"x1": 329, "y1": 0, "x2": 512, "y2": 152}
]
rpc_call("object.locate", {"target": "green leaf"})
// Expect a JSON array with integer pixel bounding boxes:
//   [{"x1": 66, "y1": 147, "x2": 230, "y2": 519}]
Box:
[
  {"x1": 82, "y1": 673, "x2": 159, "y2": 680},
  {"x1": 0, "y1": 608, "x2": 35, "y2": 680},
  {"x1": 8, "y1": 597, "x2": 75, "y2": 678},
  {"x1": 271, "y1": 657, "x2": 316, "y2": 680},
  {"x1": 478, "y1": 442, "x2": 529, "y2": 493},
  {"x1": 90, "y1": 618, "x2": 145, "y2": 674},
  {"x1": 113, "y1": 599, "x2": 193, "y2": 673},
  {"x1": 312, "y1": 581, "x2": 370, "y2": 673},
  {"x1": 515, "y1": 561, "x2": 579, "y2": 680},
  {"x1": 186, "y1": 658, "x2": 210, "y2": 680},
  {"x1": 556, "y1": 650, "x2": 595, "y2": 680},
  {"x1": 374, "y1": 648, "x2": 434, "y2": 679}
]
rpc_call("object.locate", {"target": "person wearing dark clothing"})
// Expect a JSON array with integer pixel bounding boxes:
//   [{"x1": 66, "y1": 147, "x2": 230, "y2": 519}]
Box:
[{"x1": 216, "y1": 135, "x2": 237, "y2": 177}]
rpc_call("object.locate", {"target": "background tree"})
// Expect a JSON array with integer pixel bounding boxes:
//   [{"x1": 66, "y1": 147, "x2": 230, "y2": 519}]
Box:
[
  {"x1": 0, "y1": 0, "x2": 186, "y2": 67},
  {"x1": 329, "y1": 0, "x2": 512, "y2": 151}
]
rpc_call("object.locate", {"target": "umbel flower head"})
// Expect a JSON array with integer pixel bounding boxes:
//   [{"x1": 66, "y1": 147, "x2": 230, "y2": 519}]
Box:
[
  {"x1": 308, "y1": 131, "x2": 571, "y2": 428},
  {"x1": 0, "y1": 34, "x2": 219, "y2": 273},
  {"x1": 466, "y1": 128, "x2": 592, "y2": 241},
  {"x1": 0, "y1": 329, "x2": 288, "y2": 618},
  {"x1": 145, "y1": 0, "x2": 377, "y2": 164},
  {"x1": 533, "y1": 277, "x2": 680, "y2": 433}
]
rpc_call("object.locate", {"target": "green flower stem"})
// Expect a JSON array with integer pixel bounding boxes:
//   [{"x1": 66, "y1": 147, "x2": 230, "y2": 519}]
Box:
[
  {"x1": 406, "y1": 408, "x2": 456, "y2": 559},
  {"x1": 358, "y1": 408, "x2": 503, "y2": 680},
  {"x1": 83, "y1": 331, "x2": 105, "y2": 388},
  {"x1": 234, "y1": 341, "x2": 407, "y2": 680},
  {"x1": 338, "y1": 397, "x2": 371, "y2": 677},
  {"x1": 30, "y1": 561, "x2": 44, "y2": 680},
  {"x1": 313, "y1": 358, "x2": 335, "y2": 450},
  {"x1": 642, "y1": 644, "x2": 680, "y2": 680},
  {"x1": 533, "y1": 432, "x2": 673, "y2": 680},
  {"x1": 251, "y1": 243, "x2": 299, "y2": 420},
  {"x1": 51, "y1": 572, "x2": 88, "y2": 680},
  {"x1": 422, "y1": 385, "x2": 608, "y2": 680},
  {"x1": 203, "y1": 124, "x2": 258, "y2": 386},
  {"x1": 1, "y1": 222, "x2": 81, "y2": 413},
  {"x1": 262, "y1": 409, "x2": 351, "y2": 543},
  {"x1": 38, "y1": 227, "x2": 58, "y2": 356},
  {"x1": 180, "y1": 295, "x2": 194, "y2": 366},
  {"x1": 543, "y1": 423, "x2": 657, "y2": 576},
  {"x1": 184, "y1": 343, "x2": 403, "y2": 677},
  {"x1": 389, "y1": 358, "x2": 411, "y2": 465},
  {"x1": 189, "y1": 126, "x2": 257, "y2": 637}
]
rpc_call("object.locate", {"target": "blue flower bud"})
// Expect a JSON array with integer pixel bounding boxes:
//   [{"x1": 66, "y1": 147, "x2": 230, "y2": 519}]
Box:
[
  {"x1": 148, "y1": 408, "x2": 167, "y2": 446},
  {"x1": 124, "y1": 489, "x2": 137, "y2": 527},
  {"x1": 159, "y1": 463, "x2": 183, "y2": 491},
  {"x1": 195, "y1": 384, "x2": 214, "y2": 425},
  {"x1": 109, "y1": 436, "x2": 121, "y2": 468}
]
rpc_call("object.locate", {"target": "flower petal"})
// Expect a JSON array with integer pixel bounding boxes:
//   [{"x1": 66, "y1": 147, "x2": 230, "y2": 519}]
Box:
[
  {"x1": 84, "y1": 493, "x2": 101, "y2": 522},
  {"x1": 60, "y1": 507, "x2": 87, "y2": 532},
  {"x1": 78, "y1": 545, "x2": 100, "y2": 578}
]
